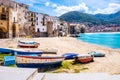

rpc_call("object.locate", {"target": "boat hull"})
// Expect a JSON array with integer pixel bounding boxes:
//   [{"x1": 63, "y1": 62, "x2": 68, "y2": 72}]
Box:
[
  {"x1": 11, "y1": 49, "x2": 43, "y2": 55},
  {"x1": 75, "y1": 57, "x2": 93, "y2": 63},
  {"x1": 16, "y1": 61, "x2": 62, "y2": 68},
  {"x1": 18, "y1": 45, "x2": 39, "y2": 48},
  {"x1": 75, "y1": 54, "x2": 94, "y2": 63},
  {"x1": 0, "y1": 48, "x2": 11, "y2": 53},
  {"x1": 15, "y1": 55, "x2": 64, "y2": 68},
  {"x1": 4, "y1": 56, "x2": 15, "y2": 66},
  {"x1": 62, "y1": 53, "x2": 78, "y2": 59},
  {"x1": 88, "y1": 52, "x2": 105, "y2": 57},
  {"x1": 18, "y1": 41, "x2": 39, "y2": 48}
]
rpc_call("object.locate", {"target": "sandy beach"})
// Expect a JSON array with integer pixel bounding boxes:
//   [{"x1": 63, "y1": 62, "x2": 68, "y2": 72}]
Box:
[{"x1": 0, "y1": 37, "x2": 120, "y2": 74}]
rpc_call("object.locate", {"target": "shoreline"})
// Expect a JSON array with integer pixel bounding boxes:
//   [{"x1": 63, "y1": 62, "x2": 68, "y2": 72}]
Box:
[
  {"x1": 84, "y1": 32, "x2": 120, "y2": 34},
  {"x1": 0, "y1": 37, "x2": 120, "y2": 74},
  {"x1": 77, "y1": 38, "x2": 120, "y2": 52}
]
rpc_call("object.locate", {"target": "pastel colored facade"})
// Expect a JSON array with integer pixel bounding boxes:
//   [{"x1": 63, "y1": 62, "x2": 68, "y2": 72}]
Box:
[
  {"x1": 38, "y1": 14, "x2": 48, "y2": 37},
  {"x1": 52, "y1": 17, "x2": 59, "y2": 37},
  {"x1": 15, "y1": 2, "x2": 29, "y2": 37},
  {"x1": 0, "y1": 5, "x2": 9, "y2": 38},
  {"x1": 0, "y1": 0, "x2": 29, "y2": 38},
  {"x1": 27, "y1": 11, "x2": 36, "y2": 37},
  {"x1": 0, "y1": 0, "x2": 69, "y2": 38},
  {"x1": 58, "y1": 21, "x2": 69, "y2": 36}
]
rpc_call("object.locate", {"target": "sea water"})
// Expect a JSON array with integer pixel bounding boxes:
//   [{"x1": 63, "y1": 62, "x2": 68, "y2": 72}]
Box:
[{"x1": 77, "y1": 32, "x2": 120, "y2": 49}]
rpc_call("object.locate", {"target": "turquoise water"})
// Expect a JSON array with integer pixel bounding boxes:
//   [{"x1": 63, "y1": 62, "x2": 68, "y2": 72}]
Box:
[{"x1": 77, "y1": 32, "x2": 120, "y2": 49}]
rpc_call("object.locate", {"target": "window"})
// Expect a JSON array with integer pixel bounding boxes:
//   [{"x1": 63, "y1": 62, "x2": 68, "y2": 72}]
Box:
[
  {"x1": 36, "y1": 17, "x2": 38, "y2": 20},
  {"x1": 14, "y1": 17, "x2": 15, "y2": 22},
  {"x1": 2, "y1": 7, "x2": 5, "y2": 12},
  {"x1": 42, "y1": 17, "x2": 45, "y2": 26},
  {"x1": 1, "y1": 14, "x2": 7, "y2": 20},
  {"x1": 33, "y1": 28, "x2": 35, "y2": 30},
  {"x1": 31, "y1": 18, "x2": 33, "y2": 21},
  {"x1": 31, "y1": 23, "x2": 34, "y2": 26},
  {"x1": 37, "y1": 28, "x2": 40, "y2": 32}
]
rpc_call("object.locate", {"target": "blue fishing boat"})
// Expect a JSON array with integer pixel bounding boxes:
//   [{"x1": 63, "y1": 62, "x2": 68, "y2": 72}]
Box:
[
  {"x1": 18, "y1": 40, "x2": 40, "y2": 48},
  {"x1": 88, "y1": 51, "x2": 105, "y2": 57},
  {"x1": 11, "y1": 49, "x2": 43, "y2": 55},
  {"x1": 0, "y1": 48, "x2": 11, "y2": 53},
  {"x1": 62, "y1": 53, "x2": 79, "y2": 59},
  {"x1": 4, "y1": 56, "x2": 15, "y2": 66},
  {"x1": 15, "y1": 55, "x2": 64, "y2": 68}
]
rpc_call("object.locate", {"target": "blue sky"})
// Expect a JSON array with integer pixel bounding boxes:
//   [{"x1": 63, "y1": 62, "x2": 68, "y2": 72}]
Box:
[{"x1": 15, "y1": 0, "x2": 120, "y2": 16}]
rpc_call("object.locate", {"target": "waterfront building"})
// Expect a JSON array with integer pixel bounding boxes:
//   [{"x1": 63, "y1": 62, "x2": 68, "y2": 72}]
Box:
[
  {"x1": 0, "y1": 5, "x2": 10, "y2": 38},
  {"x1": 0, "y1": 0, "x2": 68, "y2": 38},
  {"x1": 27, "y1": 11, "x2": 37, "y2": 37},
  {"x1": 0, "y1": 0, "x2": 29, "y2": 38},
  {"x1": 58, "y1": 21, "x2": 69, "y2": 36}
]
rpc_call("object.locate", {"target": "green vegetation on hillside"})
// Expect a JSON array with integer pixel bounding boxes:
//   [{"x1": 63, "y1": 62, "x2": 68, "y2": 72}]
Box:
[
  {"x1": 59, "y1": 11, "x2": 101, "y2": 25},
  {"x1": 59, "y1": 11, "x2": 120, "y2": 25}
]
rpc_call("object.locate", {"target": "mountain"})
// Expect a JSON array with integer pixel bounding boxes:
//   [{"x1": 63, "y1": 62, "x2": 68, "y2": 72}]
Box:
[
  {"x1": 94, "y1": 11, "x2": 120, "y2": 21},
  {"x1": 59, "y1": 11, "x2": 101, "y2": 25},
  {"x1": 59, "y1": 11, "x2": 120, "y2": 25}
]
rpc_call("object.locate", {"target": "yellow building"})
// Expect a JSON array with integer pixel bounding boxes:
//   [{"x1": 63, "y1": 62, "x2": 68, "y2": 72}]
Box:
[
  {"x1": 0, "y1": 5, "x2": 10, "y2": 38},
  {"x1": 0, "y1": 0, "x2": 29, "y2": 38},
  {"x1": 27, "y1": 11, "x2": 37, "y2": 37}
]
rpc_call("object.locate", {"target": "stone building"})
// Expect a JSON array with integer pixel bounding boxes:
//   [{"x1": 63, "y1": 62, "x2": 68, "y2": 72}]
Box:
[
  {"x1": 0, "y1": 0, "x2": 68, "y2": 38},
  {"x1": 37, "y1": 13, "x2": 48, "y2": 37},
  {"x1": 27, "y1": 11, "x2": 37, "y2": 37},
  {"x1": 35, "y1": 13, "x2": 43, "y2": 37},
  {"x1": 0, "y1": 0, "x2": 29, "y2": 38},
  {"x1": 0, "y1": 5, "x2": 10, "y2": 38},
  {"x1": 58, "y1": 21, "x2": 69, "y2": 36},
  {"x1": 52, "y1": 17, "x2": 59, "y2": 37},
  {"x1": 15, "y1": 2, "x2": 29, "y2": 37}
]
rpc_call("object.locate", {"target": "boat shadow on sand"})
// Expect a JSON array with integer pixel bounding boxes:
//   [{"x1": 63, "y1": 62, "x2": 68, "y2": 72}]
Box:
[{"x1": 38, "y1": 65, "x2": 61, "y2": 72}]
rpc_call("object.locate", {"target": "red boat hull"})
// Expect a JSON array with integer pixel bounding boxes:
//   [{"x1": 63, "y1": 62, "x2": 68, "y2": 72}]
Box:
[
  {"x1": 18, "y1": 45, "x2": 39, "y2": 48},
  {"x1": 75, "y1": 57, "x2": 93, "y2": 63}
]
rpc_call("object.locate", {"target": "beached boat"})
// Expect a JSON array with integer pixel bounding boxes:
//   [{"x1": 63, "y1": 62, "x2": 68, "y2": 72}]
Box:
[
  {"x1": 88, "y1": 51, "x2": 105, "y2": 57},
  {"x1": 39, "y1": 48, "x2": 58, "y2": 54},
  {"x1": 11, "y1": 49, "x2": 43, "y2": 55},
  {"x1": 15, "y1": 55, "x2": 64, "y2": 68},
  {"x1": 62, "y1": 53, "x2": 78, "y2": 59},
  {"x1": 0, "y1": 48, "x2": 11, "y2": 53},
  {"x1": 18, "y1": 40, "x2": 40, "y2": 48},
  {"x1": 74, "y1": 54, "x2": 94, "y2": 63},
  {"x1": 4, "y1": 56, "x2": 15, "y2": 66}
]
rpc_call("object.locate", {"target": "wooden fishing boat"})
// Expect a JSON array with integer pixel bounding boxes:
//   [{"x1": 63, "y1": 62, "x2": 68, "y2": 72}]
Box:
[
  {"x1": 62, "y1": 53, "x2": 78, "y2": 59},
  {"x1": 39, "y1": 48, "x2": 58, "y2": 54},
  {"x1": 11, "y1": 49, "x2": 43, "y2": 55},
  {"x1": 4, "y1": 56, "x2": 15, "y2": 66},
  {"x1": 18, "y1": 40, "x2": 40, "y2": 48},
  {"x1": 0, "y1": 48, "x2": 11, "y2": 53},
  {"x1": 15, "y1": 55, "x2": 64, "y2": 68},
  {"x1": 88, "y1": 51, "x2": 105, "y2": 57},
  {"x1": 74, "y1": 54, "x2": 94, "y2": 63}
]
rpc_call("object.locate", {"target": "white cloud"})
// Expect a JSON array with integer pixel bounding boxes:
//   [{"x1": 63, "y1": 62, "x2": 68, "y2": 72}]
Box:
[
  {"x1": 45, "y1": 2, "x2": 50, "y2": 6},
  {"x1": 54, "y1": 2, "x2": 89, "y2": 16},
  {"x1": 52, "y1": 4, "x2": 57, "y2": 8},
  {"x1": 93, "y1": 3, "x2": 120, "y2": 14}
]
